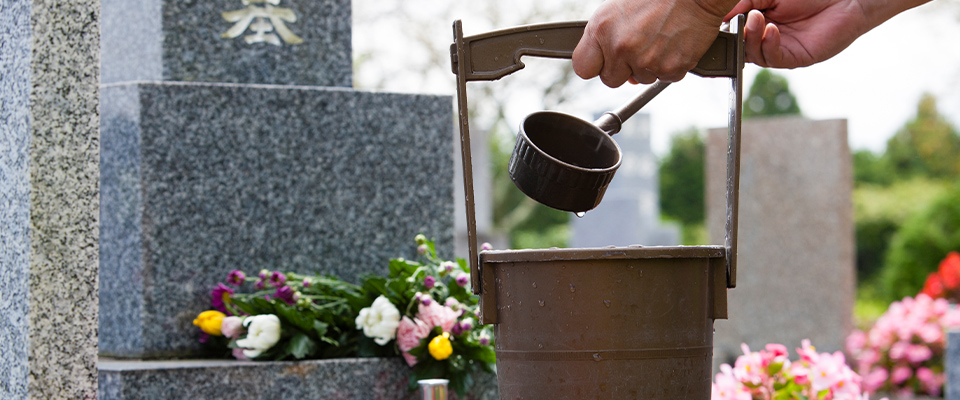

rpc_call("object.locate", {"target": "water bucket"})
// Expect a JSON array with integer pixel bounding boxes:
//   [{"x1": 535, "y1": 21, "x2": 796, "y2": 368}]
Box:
[{"x1": 451, "y1": 15, "x2": 744, "y2": 399}]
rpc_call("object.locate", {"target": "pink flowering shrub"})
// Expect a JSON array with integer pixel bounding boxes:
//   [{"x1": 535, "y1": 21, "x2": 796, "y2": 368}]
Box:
[
  {"x1": 713, "y1": 340, "x2": 876, "y2": 400},
  {"x1": 847, "y1": 293, "x2": 960, "y2": 397}
]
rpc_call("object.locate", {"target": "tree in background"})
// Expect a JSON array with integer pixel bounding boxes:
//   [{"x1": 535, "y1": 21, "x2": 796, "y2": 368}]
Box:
[
  {"x1": 743, "y1": 69, "x2": 802, "y2": 119},
  {"x1": 883, "y1": 94, "x2": 960, "y2": 180},
  {"x1": 658, "y1": 128, "x2": 705, "y2": 244}
]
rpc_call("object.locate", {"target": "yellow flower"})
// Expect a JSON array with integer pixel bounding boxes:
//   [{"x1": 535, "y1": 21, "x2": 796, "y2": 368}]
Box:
[
  {"x1": 428, "y1": 332, "x2": 453, "y2": 360},
  {"x1": 193, "y1": 310, "x2": 226, "y2": 336}
]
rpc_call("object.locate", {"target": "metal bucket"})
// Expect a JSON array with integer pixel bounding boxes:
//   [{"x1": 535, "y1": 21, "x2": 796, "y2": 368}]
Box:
[
  {"x1": 451, "y1": 15, "x2": 745, "y2": 399},
  {"x1": 479, "y1": 247, "x2": 727, "y2": 398}
]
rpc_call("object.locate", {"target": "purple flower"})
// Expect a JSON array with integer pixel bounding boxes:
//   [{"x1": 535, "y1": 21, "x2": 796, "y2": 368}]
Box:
[
  {"x1": 254, "y1": 279, "x2": 265, "y2": 290},
  {"x1": 275, "y1": 286, "x2": 299, "y2": 305},
  {"x1": 421, "y1": 296, "x2": 433, "y2": 306},
  {"x1": 481, "y1": 242, "x2": 493, "y2": 251},
  {"x1": 226, "y1": 270, "x2": 246, "y2": 286},
  {"x1": 451, "y1": 322, "x2": 465, "y2": 336},
  {"x1": 442, "y1": 261, "x2": 455, "y2": 273},
  {"x1": 269, "y1": 271, "x2": 286, "y2": 288},
  {"x1": 455, "y1": 273, "x2": 469, "y2": 287},
  {"x1": 302, "y1": 278, "x2": 312, "y2": 288},
  {"x1": 258, "y1": 269, "x2": 269, "y2": 280},
  {"x1": 417, "y1": 244, "x2": 429, "y2": 255},
  {"x1": 211, "y1": 283, "x2": 234, "y2": 313},
  {"x1": 424, "y1": 275, "x2": 436, "y2": 289},
  {"x1": 479, "y1": 336, "x2": 490, "y2": 346}
]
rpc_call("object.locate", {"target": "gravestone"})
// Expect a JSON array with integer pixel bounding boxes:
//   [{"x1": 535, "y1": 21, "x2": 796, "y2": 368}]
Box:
[
  {"x1": 571, "y1": 113, "x2": 680, "y2": 247},
  {"x1": 100, "y1": 0, "x2": 351, "y2": 86},
  {"x1": 0, "y1": 0, "x2": 101, "y2": 398},
  {"x1": 706, "y1": 116, "x2": 855, "y2": 366},
  {"x1": 948, "y1": 330, "x2": 960, "y2": 400},
  {"x1": 97, "y1": 0, "x2": 455, "y2": 364}
]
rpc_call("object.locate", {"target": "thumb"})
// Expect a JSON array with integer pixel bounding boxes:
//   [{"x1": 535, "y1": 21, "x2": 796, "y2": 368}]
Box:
[{"x1": 572, "y1": 32, "x2": 604, "y2": 80}]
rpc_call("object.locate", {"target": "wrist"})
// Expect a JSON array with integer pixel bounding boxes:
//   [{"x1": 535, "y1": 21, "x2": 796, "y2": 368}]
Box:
[
  {"x1": 690, "y1": 0, "x2": 742, "y2": 21},
  {"x1": 858, "y1": 0, "x2": 932, "y2": 31}
]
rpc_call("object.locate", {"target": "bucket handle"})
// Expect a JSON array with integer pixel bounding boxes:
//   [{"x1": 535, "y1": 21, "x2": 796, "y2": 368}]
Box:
[{"x1": 451, "y1": 15, "x2": 744, "y2": 294}]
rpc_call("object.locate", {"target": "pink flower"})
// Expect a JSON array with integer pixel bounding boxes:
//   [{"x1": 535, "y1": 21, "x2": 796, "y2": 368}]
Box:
[
  {"x1": 862, "y1": 367, "x2": 889, "y2": 393},
  {"x1": 481, "y1": 242, "x2": 493, "y2": 251},
  {"x1": 418, "y1": 301, "x2": 459, "y2": 333},
  {"x1": 906, "y1": 344, "x2": 933, "y2": 364},
  {"x1": 211, "y1": 283, "x2": 234, "y2": 313},
  {"x1": 889, "y1": 341, "x2": 909, "y2": 361},
  {"x1": 226, "y1": 270, "x2": 246, "y2": 286},
  {"x1": 423, "y1": 275, "x2": 436, "y2": 289},
  {"x1": 846, "y1": 330, "x2": 867, "y2": 353},
  {"x1": 809, "y1": 351, "x2": 845, "y2": 391},
  {"x1": 455, "y1": 273, "x2": 469, "y2": 287},
  {"x1": 221, "y1": 316, "x2": 245, "y2": 339},
  {"x1": 712, "y1": 364, "x2": 751, "y2": 400},
  {"x1": 917, "y1": 323, "x2": 943, "y2": 343},
  {"x1": 916, "y1": 368, "x2": 943, "y2": 397},
  {"x1": 396, "y1": 316, "x2": 430, "y2": 352},
  {"x1": 268, "y1": 271, "x2": 286, "y2": 288},
  {"x1": 402, "y1": 351, "x2": 419, "y2": 367},
  {"x1": 232, "y1": 347, "x2": 250, "y2": 361},
  {"x1": 890, "y1": 365, "x2": 911, "y2": 384}
]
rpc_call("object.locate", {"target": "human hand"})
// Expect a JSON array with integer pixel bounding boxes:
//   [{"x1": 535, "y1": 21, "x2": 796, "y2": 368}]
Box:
[
  {"x1": 572, "y1": 0, "x2": 739, "y2": 87},
  {"x1": 725, "y1": 0, "x2": 874, "y2": 68}
]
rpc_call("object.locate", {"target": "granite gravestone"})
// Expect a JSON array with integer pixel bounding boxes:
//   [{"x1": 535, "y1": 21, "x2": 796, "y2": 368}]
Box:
[
  {"x1": 0, "y1": 0, "x2": 100, "y2": 398},
  {"x1": 949, "y1": 330, "x2": 960, "y2": 400},
  {"x1": 100, "y1": 0, "x2": 351, "y2": 86},
  {"x1": 706, "y1": 117, "x2": 855, "y2": 365},
  {"x1": 571, "y1": 113, "x2": 680, "y2": 247}
]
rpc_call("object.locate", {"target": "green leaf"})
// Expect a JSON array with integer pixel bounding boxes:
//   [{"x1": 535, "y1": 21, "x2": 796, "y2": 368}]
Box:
[
  {"x1": 273, "y1": 302, "x2": 314, "y2": 333},
  {"x1": 313, "y1": 320, "x2": 329, "y2": 338},
  {"x1": 287, "y1": 333, "x2": 318, "y2": 359}
]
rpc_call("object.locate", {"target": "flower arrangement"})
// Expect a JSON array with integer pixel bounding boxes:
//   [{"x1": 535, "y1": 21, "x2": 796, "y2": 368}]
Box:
[
  {"x1": 191, "y1": 234, "x2": 495, "y2": 396},
  {"x1": 919, "y1": 252, "x2": 960, "y2": 302},
  {"x1": 712, "y1": 340, "x2": 875, "y2": 400},
  {"x1": 846, "y1": 293, "x2": 960, "y2": 397}
]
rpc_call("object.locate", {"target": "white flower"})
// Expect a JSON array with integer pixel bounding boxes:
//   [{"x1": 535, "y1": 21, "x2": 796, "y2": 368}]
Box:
[
  {"x1": 235, "y1": 314, "x2": 282, "y2": 358},
  {"x1": 355, "y1": 295, "x2": 401, "y2": 346}
]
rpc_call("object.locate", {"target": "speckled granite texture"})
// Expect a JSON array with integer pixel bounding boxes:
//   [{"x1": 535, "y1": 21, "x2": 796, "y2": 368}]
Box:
[
  {"x1": 100, "y1": 0, "x2": 351, "y2": 86},
  {"x1": 0, "y1": 0, "x2": 101, "y2": 398},
  {"x1": 706, "y1": 117, "x2": 854, "y2": 366},
  {"x1": 100, "y1": 81, "x2": 455, "y2": 358},
  {"x1": 948, "y1": 331, "x2": 960, "y2": 400},
  {"x1": 98, "y1": 358, "x2": 496, "y2": 400}
]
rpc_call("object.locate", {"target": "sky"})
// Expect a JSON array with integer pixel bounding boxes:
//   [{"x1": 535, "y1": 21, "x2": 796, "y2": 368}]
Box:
[{"x1": 354, "y1": 0, "x2": 960, "y2": 156}]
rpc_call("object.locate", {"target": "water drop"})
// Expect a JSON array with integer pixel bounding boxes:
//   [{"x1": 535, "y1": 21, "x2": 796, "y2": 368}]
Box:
[
  {"x1": 539, "y1": 38, "x2": 545, "y2": 44},
  {"x1": 575, "y1": 212, "x2": 586, "y2": 218},
  {"x1": 538, "y1": 343, "x2": 544, "y2": 349},
  {"x1": 569, "y1": 284, "x2": 576, "y2": 292},
  {"x1": 603, "y1": 300, "x2": 612, "y2": 308},
  {"x1": 616, "y1": 279, "x2": 622, "y2": 284},
  {"x1": 593, "y1": 353, "x2": 603, "y2": 362},
  {"x1": 506, "y1": 291, "x2": 511, "y2": 297},
  {"x1": 538, "y1": 299, "x2": 545, "y2": 307},
  {"x1": 531, "y1": 282, "x2": 537, "y2": 288}
]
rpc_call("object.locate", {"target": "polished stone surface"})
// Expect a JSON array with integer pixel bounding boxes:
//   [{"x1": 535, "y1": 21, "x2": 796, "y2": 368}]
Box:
[
  {"x1": 98, "y1": 358, "x2": 497, "y2": 400},
  {"x1": 707, "y1": 117, "x2": 854, "y2": 365},
  {"x1": 100, "y1": 81, "x2": 454, "y2": 358},
  {"x1": 0, "y1": 0, "x2": 101, "y2": 398},
  {"x1": 101, "y1": 0, "x2": 351, "y2": 86},
  {"x1": 948, "y1": 331, "x2": 960, "y2": 400}
]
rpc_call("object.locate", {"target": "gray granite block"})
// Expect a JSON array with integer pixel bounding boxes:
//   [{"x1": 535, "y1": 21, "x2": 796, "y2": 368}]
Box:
[
  {"x1": 949, "y1": 331, "x2": 960, "y2": 400},
  {"x1": 1, "y1": 0, "x2": 101, "y2": 398},
  {"x1": 100, "y1": 81, "x2": 455, "y2": 358},
  {"x1": 101, "y1": 0, "x2": 351, "y2": 87},
  {"x1": 706, "y1": 117, "x2": 854, "y2": 366},
  {"x1": 98, "y1": 358, "x2": 497, "y2": 400}
]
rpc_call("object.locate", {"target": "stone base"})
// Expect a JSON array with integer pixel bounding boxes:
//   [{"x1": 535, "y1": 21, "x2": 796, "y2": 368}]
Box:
[
  {"x1": 99, "y1": 81, "x2": 455, "y2": 358},
  {"x1": 98, "y1": 358, "x2": 497, "y2": 400}
]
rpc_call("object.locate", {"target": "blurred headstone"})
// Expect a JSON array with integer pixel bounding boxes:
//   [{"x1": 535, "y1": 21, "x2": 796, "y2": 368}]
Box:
[
  {"x1": 0, "y1": 0, "x2": 100, "y2": 398},
  {"x1": 706, "y1": 116, "x2": 855, "y2": 366},
  {"x1": 101, "y1": 0, "x2": 351, "y2": 86},
  {"x1": 571, "y1": 113, "x2": 680, "y2": 247},
  {"x1": 948, "y1": 330, "x2": 960, "y2": 400}
]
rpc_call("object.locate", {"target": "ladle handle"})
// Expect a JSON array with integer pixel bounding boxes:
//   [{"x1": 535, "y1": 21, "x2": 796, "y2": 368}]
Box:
[{"x1": 594, "y1": 80, "x2": 671, "y2": 135}]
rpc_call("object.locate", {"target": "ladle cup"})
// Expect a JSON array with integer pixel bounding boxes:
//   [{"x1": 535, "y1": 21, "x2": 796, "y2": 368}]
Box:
[{"x1": 508, "y1": 80, "x2": 671, "y2": 212}]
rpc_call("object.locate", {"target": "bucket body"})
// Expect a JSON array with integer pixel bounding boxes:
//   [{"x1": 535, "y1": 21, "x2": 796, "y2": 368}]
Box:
[{"x1": 479, "y1": 246, "x2": 728, "y2": 399}]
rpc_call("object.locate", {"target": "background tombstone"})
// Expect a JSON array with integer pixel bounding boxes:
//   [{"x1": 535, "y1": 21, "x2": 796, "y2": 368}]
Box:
[
  {"x1": 98, "y1": 0, "x2": 455, "y2": 360},
  {"x1": 571, "y1": 113, "x2": 680, "y2": 247},
  {"x1": 706, "y1": 116, "x2": 855, "y2": 366},
  {"x1": 0, "y1": 0, "x2": 101, "y2": 398}
]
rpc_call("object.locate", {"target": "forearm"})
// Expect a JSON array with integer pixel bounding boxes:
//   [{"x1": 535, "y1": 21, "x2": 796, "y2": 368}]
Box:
[{"x1": 858, "y1": 0, "x2": 932, "y2": 32}]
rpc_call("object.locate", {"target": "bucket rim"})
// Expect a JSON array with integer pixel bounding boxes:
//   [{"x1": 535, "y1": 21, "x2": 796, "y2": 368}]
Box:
[{"x1": 479, "y1": 245, "x2": 725, "y2": 263}]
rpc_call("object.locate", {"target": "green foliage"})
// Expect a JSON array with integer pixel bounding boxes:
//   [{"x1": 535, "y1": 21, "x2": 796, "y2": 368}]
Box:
[
  {"x1": 853, "y1": 178, "x2": 948, "y2": 282},
  {"x1": 852, "y1": 150, "x2": 894, "y2": 186},
  {"x1": 490, "y1": 129, "x2": 570, "y2": 249},
  {"x1": 884, "y1": 94, "x2": 960, "y2": 180},
  {"x1": 743, "y1": 69, "x2": 802, "y2": 119},
  {"x1": 659, "y1": 127, "x2": 705, "y2": 226},
  {"x1": 877, "y1": 182, "x2": 960, "y2": 302}
]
